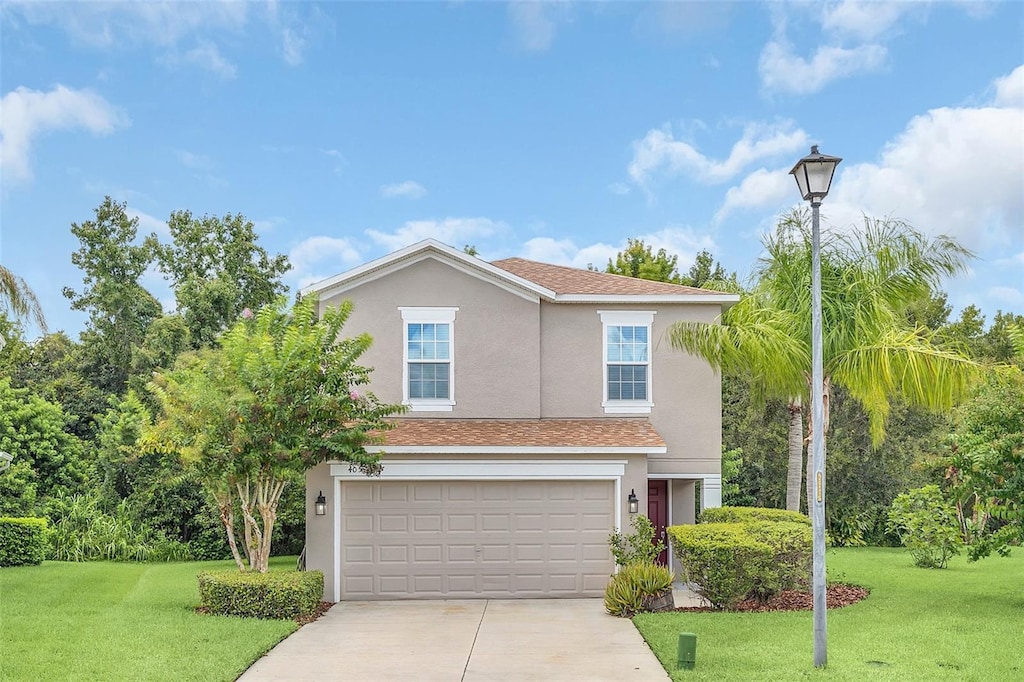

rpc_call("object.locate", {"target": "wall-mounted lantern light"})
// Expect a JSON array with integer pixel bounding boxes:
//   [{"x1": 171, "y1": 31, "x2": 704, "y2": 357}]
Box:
[
  {"x1": 315, "y1": 491, "x2": 327, "y2": 516},
  {"x1": 627, "y1": 489, "x2": 639, "y2": 515}
]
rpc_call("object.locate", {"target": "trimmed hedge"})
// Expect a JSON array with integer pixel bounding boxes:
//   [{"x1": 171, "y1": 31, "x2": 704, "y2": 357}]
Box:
[
  {"x1": 669, "y1": 513, "x2": 812, "y2": 609},
  {"x1": 0, "y1": 517, "x2": 48, "y2": 567},
  {"x1": 197, "y1": 570, "x2": 323, "y2": 619},
  {"x1": 699, "y1": 506, "x2": 811, "y2": 526},
  {"x1": 669, "y1": 523, "x2": 773, "y2": 609}
]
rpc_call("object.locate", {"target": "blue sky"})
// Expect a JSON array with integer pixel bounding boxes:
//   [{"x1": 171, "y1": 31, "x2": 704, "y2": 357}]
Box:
[{"x1": 2, "y1": 1, "x2": 1022, "y2": 338}]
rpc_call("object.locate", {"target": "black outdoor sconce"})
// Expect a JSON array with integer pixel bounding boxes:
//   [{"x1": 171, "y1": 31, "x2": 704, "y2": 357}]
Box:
[
  {"x1": 627, "y1": 489, "x2": 639, "y2": 515},
  {"x1": 315, "y1": 491, "x2": 327, "y2": 516}
]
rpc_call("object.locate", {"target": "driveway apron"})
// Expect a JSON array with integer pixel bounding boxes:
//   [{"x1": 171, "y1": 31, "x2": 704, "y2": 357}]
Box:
[{"x1": 237, "y1": 599, "x2": 668, "y2": 682}]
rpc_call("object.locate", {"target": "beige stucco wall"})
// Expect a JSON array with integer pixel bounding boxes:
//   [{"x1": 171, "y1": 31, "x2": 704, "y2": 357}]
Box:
[
  {"x1": 318, "y1": 257, "x2": 542, "y2": 418},
  {"x1": 539, "y1": 302, "x2": 723, "y2": 475}
]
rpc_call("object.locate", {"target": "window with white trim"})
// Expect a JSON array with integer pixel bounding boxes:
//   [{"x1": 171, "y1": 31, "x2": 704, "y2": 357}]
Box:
[
  {"x1": 400, "y1": 307, "x2": 458, "y2": 411},
  {"x1": 599, "y1": 311, "x2": 655, "y2": 414}
]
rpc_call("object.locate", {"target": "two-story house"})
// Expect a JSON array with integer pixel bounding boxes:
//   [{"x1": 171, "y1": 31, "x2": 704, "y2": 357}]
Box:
[{"x1": 302, "y1": 239, "x2": 738, "y2": 601}]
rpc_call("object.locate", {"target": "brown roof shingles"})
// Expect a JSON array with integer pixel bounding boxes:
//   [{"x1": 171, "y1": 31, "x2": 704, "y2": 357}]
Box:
[
  {"x1": 378, "y1": 418, "x2": 666, "y2": 448},
  {"x1": 490, "y1": 257, "x2": 729, "y2": 296}
]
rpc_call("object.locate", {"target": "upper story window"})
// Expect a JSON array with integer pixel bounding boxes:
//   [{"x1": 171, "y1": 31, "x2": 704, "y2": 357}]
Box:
[
  {"x1": 400, "y1": 307, "x2": 458, "y2": 412},
  {"x1": 599, "y1": 311, "x2": 655, "y2": 414}
]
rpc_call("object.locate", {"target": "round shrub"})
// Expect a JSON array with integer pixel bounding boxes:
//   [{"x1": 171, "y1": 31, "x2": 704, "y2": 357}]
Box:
[
  {"x1": 888, "y1": 485, "x2": 961, "y2": 569},
  {"x1": 668, "y1": 523, "x2": 773, "y2": 610},
  {"x1": 743, "y1": 521, "x2": 812, "y2": 598}
]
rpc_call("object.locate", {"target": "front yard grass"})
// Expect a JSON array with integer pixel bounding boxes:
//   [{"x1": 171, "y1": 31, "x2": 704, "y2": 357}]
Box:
[
  {"x1": 634, "y1": 547, "x2": 1023, "y2": 681},
  {"x1": 0, "y1": 557, "x2": 300, "y2": 681}
]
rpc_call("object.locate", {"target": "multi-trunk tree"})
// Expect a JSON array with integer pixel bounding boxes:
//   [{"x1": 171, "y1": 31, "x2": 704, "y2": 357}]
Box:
[{"x1": 145, "y1": 295, "x2": 404, "y2": 572}]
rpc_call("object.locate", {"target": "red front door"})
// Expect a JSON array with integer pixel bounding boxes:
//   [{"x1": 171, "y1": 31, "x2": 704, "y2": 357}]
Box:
[{"x1": 648, "y1": 480, "x2": 669, "y2": 565}]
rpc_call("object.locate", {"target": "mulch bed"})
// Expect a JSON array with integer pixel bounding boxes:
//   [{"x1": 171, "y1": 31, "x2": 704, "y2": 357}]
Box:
[
  {"x1": 295, "y1": 601, "x2": 334, "y2": 625},
  {"x1": 674, "y1": 584, "x2": 869, "y2": 613}
]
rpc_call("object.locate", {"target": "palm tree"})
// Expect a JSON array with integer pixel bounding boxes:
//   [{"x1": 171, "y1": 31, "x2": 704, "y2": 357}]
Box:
[
  {"x1": 669, "y1": 210, "x2": 982, "y2": 512},
  {"x1": 0, "y1": 265, "x2": 47, "y2": 332}
]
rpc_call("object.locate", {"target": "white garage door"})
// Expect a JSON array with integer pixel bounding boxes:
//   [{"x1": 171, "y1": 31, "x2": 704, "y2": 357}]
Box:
[{"x1": 339, "y1": 480, "x2": 615, "y2": 599}]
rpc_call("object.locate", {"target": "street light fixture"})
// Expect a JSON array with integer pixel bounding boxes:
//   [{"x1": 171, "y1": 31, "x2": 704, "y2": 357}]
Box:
[{"x1": 789, "y1": 145, "x2": 841, "y2": 669}]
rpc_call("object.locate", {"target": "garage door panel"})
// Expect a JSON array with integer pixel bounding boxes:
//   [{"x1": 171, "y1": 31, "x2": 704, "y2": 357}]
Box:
[{"x1": 340, "y1": 480, "x2": 615, "y2": 599}]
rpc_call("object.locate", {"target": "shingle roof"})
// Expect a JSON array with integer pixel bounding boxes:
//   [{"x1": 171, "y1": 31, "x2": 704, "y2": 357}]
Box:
[
  {"x1": 376, "y1": 418, "x2": 666, "y2": 448},
  {"x1": 491, "y1": 257, "x2": 729, "y2": 296}
]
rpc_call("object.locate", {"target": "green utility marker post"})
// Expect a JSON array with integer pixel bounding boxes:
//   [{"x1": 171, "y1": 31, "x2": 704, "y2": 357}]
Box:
[{"x1": 677, "y1": 632, "x2": 697, "y2": 670}]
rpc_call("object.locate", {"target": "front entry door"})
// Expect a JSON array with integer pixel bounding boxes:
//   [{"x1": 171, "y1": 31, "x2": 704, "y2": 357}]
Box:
[{"x1": 647, "y1": 480, "x2": 669, "y2": 565}]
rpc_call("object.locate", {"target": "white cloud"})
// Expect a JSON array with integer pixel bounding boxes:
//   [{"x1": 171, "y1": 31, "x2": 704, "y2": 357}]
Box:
[
  {"x1": 759, "y1": 40, "x2": 886, "y2": 95},
  {"x1": 822, "y1": 69, "x2": 1023, "y2": 253},
  {"x1": 994, "y1": 64, "x2": 1024, "y2": 107},
  {"x1": 4, "y1": 1, "x2": 317, "y2": 69},
  {"x1": 715, "y1": 167, "x2": 794, "y2": 222},
  {"x1": 176, "y1": 150, "x2": 212, "y2": 170},
  {"x1": 820, "y1": 1, "x2": 916, "y2": 41},
  {"x1": 6, "y1": 1, "x2": 248, "y2": 49},
  {"x1": 380, "y1": 180, "x2": 428, "y2": 200},
  {"x1": 608, "y1": 182, "x2": 631, "y2": 195},
  {"x1": 988, "y1": 286, "x2": 1024, "y2": 306},
  {"x1": 288, "y1": 236, "x2": 363, "y2": 290},
  {"x1": 181, "y1": 42, "x2": 237, "y2": 79},
  {"x1": 0, "y1": 84, "x2": 128, "y2": 182},
  {"x1": 520, "y1": 227, "x2": 716, "y2": 273},
  {"x1": 508, "y1": 1, "x2": 569, "y2": 52},
  {"x1": 627, "y1": 121, "x2": 808, "y2": 188},
  {"x1": 366, "y1": 217, "x2": 506, "y2": 252},
  {"x1": 127, "y1": 207, "x2": 170, "y2": 238}
]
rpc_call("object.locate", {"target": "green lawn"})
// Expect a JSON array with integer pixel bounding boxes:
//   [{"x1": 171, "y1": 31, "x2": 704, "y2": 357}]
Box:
[
  {"x1": 0, "y1": 557, "x2": 300, "y2": 682},
  {"x1": 634, "y1": 547, "x2": 1024, "y2": 681}
]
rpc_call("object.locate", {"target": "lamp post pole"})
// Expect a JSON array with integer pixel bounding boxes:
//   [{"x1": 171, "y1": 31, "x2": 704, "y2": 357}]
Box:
[{"x1": 789, "y1": 145, "x2": 841, "y2": 669}]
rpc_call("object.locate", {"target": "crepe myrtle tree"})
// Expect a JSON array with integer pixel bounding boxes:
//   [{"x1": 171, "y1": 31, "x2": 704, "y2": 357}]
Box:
[{"x1": 145, "y1": 295, "x2": 405, "y2": 572}]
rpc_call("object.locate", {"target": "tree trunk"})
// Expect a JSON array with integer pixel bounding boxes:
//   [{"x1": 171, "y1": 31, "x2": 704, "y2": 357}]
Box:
[
  {"x1": 786, "y1": 397, "x2": 804, "y2": 512},
  {"x1": 213, "y1": 488, "x2": 246, "y2": 572}
]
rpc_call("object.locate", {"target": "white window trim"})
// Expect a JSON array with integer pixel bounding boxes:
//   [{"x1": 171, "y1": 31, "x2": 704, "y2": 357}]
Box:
[
  {"x1": 599, "y1": 310, "x2": 655, "y2": 414},
  {"x1": 400, "y1": 307, "x2": 458, "y2": 412}
]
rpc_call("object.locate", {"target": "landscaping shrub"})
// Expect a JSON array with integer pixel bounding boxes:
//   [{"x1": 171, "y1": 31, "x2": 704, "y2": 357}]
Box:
[
  {"x1": 888, "y1": 485, "x2": 962, "y2": 568},
  {"x1": 197, "y1": 569, "x2": 324, "y2": 619},
  {"x1": 608, "y1": 514, "x2": 665, "y2": 567},
  {"x1": 603, "y1": 562, "x2": 674, "y2": 617},
  {"x1": 0, "y1": 517, "x2": 48, "y2": 567},
  {"x1": 699, "y1": 506, "x2": 810, "y2": 526},
  {"x1": 669, "y1": 523, "x2": 773, "y2": 609},
  {"x1": 743, "y1": 521, "x2": 811, "y2": 599},
  {"x1": 46, "y1": 492, "x2": 189, "y2": 562}
]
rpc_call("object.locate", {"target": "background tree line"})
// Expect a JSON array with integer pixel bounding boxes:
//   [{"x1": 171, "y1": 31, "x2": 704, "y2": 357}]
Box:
[{"x1": 1, "y1": 199, "x2": 1020, "y2": 560}]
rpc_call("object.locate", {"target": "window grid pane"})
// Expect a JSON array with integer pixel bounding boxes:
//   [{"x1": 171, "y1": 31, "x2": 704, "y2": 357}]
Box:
[
  {"x1": 408, "y1": 362, "x2": 450, "y2": 400},
  {"x1": 606, "y1": 325, "x2": 649, "y2": 402}
]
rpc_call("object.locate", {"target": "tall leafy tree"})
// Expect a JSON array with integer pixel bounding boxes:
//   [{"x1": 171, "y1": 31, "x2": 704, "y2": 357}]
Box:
[
  {"x1": 669, "y1": 211, "x2": 983, "y2": 512},
  {"x1": 64, "y1": 197, "x2": 162, "y2": 394},
  {"x1": 603, "y1": 238, "x2": 683, "y2": 283},
  {"x1": 0, "y1": 265, "x2": 46, "y2": 333},
  {"x1": 149, "y1": 211, "x2": 290, "y2": 348},
  {"x1": 146, "y1": 295, "x2": 404, "y2": 572}
]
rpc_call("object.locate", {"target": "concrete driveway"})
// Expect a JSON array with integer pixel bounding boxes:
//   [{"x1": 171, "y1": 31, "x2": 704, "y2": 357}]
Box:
[{"x1": 237, "y1": 599, "x2": 669, "y2": 681}]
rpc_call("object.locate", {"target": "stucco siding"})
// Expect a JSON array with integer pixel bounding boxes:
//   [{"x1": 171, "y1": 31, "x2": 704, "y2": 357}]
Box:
[
  {"x1": 317, "y1": 257, "x2": 542, "y2": 418},
  {"x1": 540, "y1": 302, "x2": 722, "y2": 474}
]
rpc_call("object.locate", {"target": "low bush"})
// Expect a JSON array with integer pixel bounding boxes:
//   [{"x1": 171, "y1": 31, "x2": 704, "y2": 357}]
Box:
[
  {"x1": 604, "y1": 562, "x2": 674, "y2": 617},
  {"x1": 888, "y1": 485, "x2": 961, "y2": 569},
  {"x1": 669, "y1": 523, "x2": 773, "y2": 609},
  {"x1": 699, "y1": 506, "x2": 810, "y2": 526},
  {"x1": 197, "y1": 570, "x2": 324, "y2": 619},
  {"x1": 608, "y1": 514, "x2": 664, "y2": 567},
  {"x1": 0, "y1": 517, "x2": 48, "y2": 567}
]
